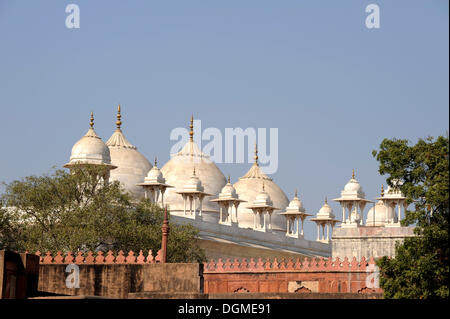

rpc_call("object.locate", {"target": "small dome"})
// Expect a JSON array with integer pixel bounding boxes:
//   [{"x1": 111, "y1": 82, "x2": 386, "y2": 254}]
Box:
[
  {"x1": 366, "y1": 200, "x2": 393, "y2": 226},
  {"x1": 287, "y1": 191, "x2": 305, "y2": 212},
  {"x1": 144, "y1": 162, "x2": 165, "y2": 184},
  {"x1": 344, "y1": 178, "x2": 362, "y2": 193},
  {"x1": 317, "y1": 199, "x2": 334, "y2": 219},
  {"x1": 254, "y1": 185, "x2": 273, "y2": 206},
  {"x1": 106, "y1": 106, "x2": 152, "y2": 198},
  {"x1": 183, "y1": 169, "x2": 204, "y2": 192},
  {"x1": 65, "y1": 113, "x2": 113, "y2": 168},
  {"x1": 219, "y1": 178, "x2": 238, "y2": 199}
]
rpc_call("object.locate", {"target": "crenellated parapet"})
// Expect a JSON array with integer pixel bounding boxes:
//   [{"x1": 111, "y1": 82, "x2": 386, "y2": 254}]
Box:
[
  {"x1": 35, "y1": 250, "x2": 163, "y2": 264},
  {"x1": 203, "y1": 256, "x2": 376, "y2": 273}
]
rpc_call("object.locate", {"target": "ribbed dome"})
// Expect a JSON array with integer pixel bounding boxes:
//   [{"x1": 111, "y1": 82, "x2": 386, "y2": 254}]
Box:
[
  {"x1": 233, "y1": 147, "x2": 288, "y2": 231},
  {"x1": 106, "y1": 107, "x2": 151, "y2": 198},
  {"x1": 65, "y1": 113, "x2": 114, "y2": 168},
  {"x1": 366, "y1": 200, "x2": 393, "y2": 226},
  {"x1": 161, "y1": 119, "x2": 226, "y2": 214}
]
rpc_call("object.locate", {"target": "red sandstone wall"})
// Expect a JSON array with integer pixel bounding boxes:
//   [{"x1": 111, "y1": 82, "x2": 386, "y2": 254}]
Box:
[
  {"x1": 202, "y1": 257, "x2": 382, "y2": 294},
  {"x1": 35, "y1": 251, "x2": 382, "y2": 297}
]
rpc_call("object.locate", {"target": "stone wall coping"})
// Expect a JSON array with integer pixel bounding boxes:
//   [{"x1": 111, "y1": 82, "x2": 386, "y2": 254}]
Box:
[
  {"x1": 35, "y1": 250, "x2": 163, "y2": 265},
  {"x1": 202, "y1": 256, "x2": 377, "y2": 273}
]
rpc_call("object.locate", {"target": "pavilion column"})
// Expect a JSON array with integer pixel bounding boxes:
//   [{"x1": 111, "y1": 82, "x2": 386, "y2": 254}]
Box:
[
  {"x1": 253, "y1": 212, "x2": 257, "y2": 229},
  {"x1": 263, "y1": 211, "x2": 267, "y2": 231},
  {"x1": 268, "y1": 212, "x2": 272, "y2": 231},
  {"x1": 326, "y1": 223, "x2": 329, "y2": 241},
  {"x1": 295, "y1": 217, "x2": 299, "y2": 236},
  {"x1": 183, "y1": 195, "x2": 187, "y2": 215},
  {"x1": 286, "y1": 219, "x2": 290, "y2": 235},
  {"x1": 219, "y1": 206, "x2": 223, "y2": 223},
  {"x1": 161, "y1": 189, "x2": 165, "y2": 207},
  {"x1": 316, "y1": 224, "x2": 320, "y2": 241},
  {"x1": 234, "y1": 203, "x2": 239, "y2": 223},
  {"x1": 199, "y1": 196, "x2": 203, "y2": 217},
  {"x1": 342, "y1": 205, "x2": 346, "y2": 224},
  {"x1": 397, "y1": 203, "x2": 401, "y2": 223},
  {"x1": 301, "y1": 217, "x2": 305, "y2": 236}
]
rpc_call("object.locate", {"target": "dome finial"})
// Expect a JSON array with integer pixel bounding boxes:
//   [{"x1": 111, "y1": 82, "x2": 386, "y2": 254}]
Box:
[
  {"x1": 352, "y1": 168, "x2": 355, "y2": 179},
  {"x1": 325, "y1": 196, "x2": 328, "y2": 204},
  {"x1": 90, "y1": 112, "x2": 94, "y2": 129},
  {"x1": 193, "y1": 167, "x2": 196, "y2": 176},
  {"x1": 116, "y1": 104, "x2": 122, "y2": 130},
  {"x1": 262, "y1": 181, "x2": 265, "y2": 192},
  {"x1": 228, "y1": 175, "x2": 231, "y2": 183},
  {"x1": 254, "y1": 143, "x2": 259, "y2": 166},
  {"x1": 189, "y1": 115, "x2": 194, "y2": 142},
  {"x1": 381, "y1": 184, "x2": 384, "y2": 196},
  {"x1": 154, "y1": 157, "x2": 158, "y2": 167},
  {"x1": 294, "y1": 189, "x2": 298, "y2": 198}
]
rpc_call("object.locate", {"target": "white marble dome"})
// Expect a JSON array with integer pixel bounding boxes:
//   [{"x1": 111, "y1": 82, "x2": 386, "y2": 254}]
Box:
[
  {"x1": 317, "y1": 200, "x2": 334, "y2": 219},
  {"x1": 219, "y1": 179, "x2": 238, "y2": 199},
  {"x1": 65, "y1": 113, "x2": 114, "y2": 168},
  {"x1": 344, "y1": 178, "x2": 362, "y2": 193},
  {"x1": 161, "y1": 139, "x2": 227, "y2": 214},
  {"x1": 366, "y1": 200, "x2": 393, "y2": 226},
  {"x1": 106, "y1": 108, "x2": 152, "y2": 198},
  {"x1": 233, "y1": 158, "x2": 289, "y2": 231},
  {"x1": 144, "y1": 163, "x2": 165, "y2": 184}
]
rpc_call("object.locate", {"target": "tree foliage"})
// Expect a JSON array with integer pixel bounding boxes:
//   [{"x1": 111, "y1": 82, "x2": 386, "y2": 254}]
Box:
[
  {"x1": 0, "y1": 166, "x2": 205, "y2": 263},
  {"x1": 372, "y1": 135, "x2": 449, "y2": 298}
]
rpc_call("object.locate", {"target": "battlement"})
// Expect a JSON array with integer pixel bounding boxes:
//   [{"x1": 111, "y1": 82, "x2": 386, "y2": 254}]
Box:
[{"x1": 203, "y1": 256, "x2": 376, "y2": 273}]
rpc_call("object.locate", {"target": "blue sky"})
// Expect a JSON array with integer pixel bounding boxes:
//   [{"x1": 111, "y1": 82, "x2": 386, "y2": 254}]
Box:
[{"x1": 0, "y1": 1, "x2": 448, "y2": 239}]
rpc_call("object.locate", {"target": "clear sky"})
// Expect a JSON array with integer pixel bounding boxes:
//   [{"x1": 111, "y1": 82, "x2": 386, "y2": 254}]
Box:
[{"x1": 0, "y1": 1, "x2": 448, "y2": 240}]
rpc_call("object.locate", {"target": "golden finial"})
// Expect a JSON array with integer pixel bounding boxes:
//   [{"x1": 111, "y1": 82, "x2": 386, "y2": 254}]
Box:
[
  {"x1": 228, "y1": 175, "x2": 231, "y2": 183},
  {"x1": 294, "y1": 189, "x2": 298, "y2": 198},
  {"x1": 90, "y1": 112, "x2": 94, "y2": 128},
  {"x1": 189, "y1": 115, "x2": 194, "y2": 142},
  {"x1": 381, "y1": 184, "x2": 384, "y2": 196},
  {"x1": 254, "y1": 143, "x2": 259, "y2": 166},
  {"x1": 193, "y1": 167, "x2": 196, "y2": 176},
  {"x1": 262, "y1": 181, "x2": 265, "y2": 192},
  {"x1": 116, "y1": 104, "x2": 122, "y2": 130},
  {"x1": 325, "y1": 197, "x2": 328, "y2": 204},
  {"x1": 154, "y1": 157, "x2": 157, "y2": 167},
  {"x1": 352, "y1": 169, "x2": 355, "y2": 179}
]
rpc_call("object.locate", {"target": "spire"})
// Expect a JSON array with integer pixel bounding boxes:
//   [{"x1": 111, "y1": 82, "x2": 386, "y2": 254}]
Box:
[
  {"x1": 189, "y1": 115, "x2": 194, "y2": 142},
  {"x1": 381, "y1": 184, "x2": 384, "y2": 196},
  {"x1": 90, "y1": 112, "x2": 94, "y2": 129},
  {"x1": 228, "y1": 175, "x2": 231, "y2": 183},
  {"x1": 325, "y1": 196, "x2": 328, "y2": 204},
  {"x1": 154, "y1": 157, "x2": 158, "y2": 167},
  {"x1": 294, "y1": 189, "x2": 298, "y2": 198},
  {"x1": 116, "y1": 104, "x2": 122, "y2": 130},
  {"x1": 254, "y1": 143, "x2": 259, "y2": 166},
  {"x1": 352, "y1": 168, "x2": 355, "y2": 179}
]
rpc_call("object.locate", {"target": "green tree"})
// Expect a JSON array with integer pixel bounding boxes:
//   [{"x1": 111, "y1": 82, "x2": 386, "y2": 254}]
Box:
[
  {"x1": 0, "y1": 166, "x2": 205, "y2": 263},
  {"x1": 372, "y1": 135, "x2": 449, "y2": 298}
]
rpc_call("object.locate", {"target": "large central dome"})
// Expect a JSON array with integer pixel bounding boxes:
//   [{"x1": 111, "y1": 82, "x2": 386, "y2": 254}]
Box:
[
  {"x1": 161, "y1": 117, "x2": 227, "y2": 216},
  {"x1": 233, "y1": 145, "x2": 289, "y2": 231},
  {"x1": 106, "y1": 106, "x2": 152, "y2": 198}
]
